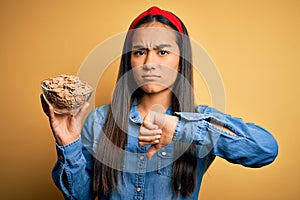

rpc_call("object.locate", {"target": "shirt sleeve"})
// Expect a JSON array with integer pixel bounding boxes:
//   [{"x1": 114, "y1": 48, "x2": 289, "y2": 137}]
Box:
[
  {"x1": 173, "y1": 105, "x2": 278, "y2": 168},
  {"x1": 51, "y1": 105, "x2": 109, "y2": 200},
  {"x1": 52, "y1": 138, "x2": 94, "y2": 200}
]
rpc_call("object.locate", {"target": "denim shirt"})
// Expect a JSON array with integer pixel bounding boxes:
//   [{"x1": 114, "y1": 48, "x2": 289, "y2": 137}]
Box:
[{"x1": 52, "y1": 103, "x2": 278, "y2": 200}]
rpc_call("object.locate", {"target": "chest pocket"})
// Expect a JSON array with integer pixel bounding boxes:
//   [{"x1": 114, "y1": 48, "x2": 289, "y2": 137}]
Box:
[{"x1": 157, "y1": 144, "x2": 174, "y2": 178}]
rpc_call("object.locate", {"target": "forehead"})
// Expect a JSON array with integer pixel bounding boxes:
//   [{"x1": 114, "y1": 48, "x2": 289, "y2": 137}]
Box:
[{"x1": 131, "y1": 24, "x2": 178, "y2": 47}]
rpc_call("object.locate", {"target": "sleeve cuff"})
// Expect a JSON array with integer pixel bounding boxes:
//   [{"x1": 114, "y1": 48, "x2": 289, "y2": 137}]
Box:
[
  {"x1": 55, "y1": 138, "x2": 83, "y2": 165},
  {"x1": 173, "y1": 118, "x2": 200, "y2": 144},
  {"x1": 173, "y1": 118, "x2": 182, "y2": 141}
]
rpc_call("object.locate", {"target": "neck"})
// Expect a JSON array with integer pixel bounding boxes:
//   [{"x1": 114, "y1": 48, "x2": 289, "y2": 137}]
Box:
[{"x1": 137, "y1": 89, "x2": 172, "y2": 119}]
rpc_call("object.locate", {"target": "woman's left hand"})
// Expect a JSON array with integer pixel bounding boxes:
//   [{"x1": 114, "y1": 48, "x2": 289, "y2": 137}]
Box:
[{"x1": 138, "y1": 111, "x2": 178, "y2": 160}]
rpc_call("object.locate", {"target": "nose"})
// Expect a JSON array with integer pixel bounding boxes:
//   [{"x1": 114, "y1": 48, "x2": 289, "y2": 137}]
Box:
[{"x1": 143, "y1": 50, "x2": 156, "y2": 70}]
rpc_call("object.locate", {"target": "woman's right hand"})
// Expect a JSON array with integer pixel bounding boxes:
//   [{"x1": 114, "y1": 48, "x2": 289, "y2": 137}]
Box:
[
  {"x1": 40, "y1": 94, "x2": 89, "y2": 146},
  {"x1": 138, "y1": 111, "x2": 178, "y2": 160}
]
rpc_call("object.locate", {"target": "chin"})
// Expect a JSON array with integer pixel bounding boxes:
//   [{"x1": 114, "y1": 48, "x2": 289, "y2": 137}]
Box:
[{"x1": 140, "y1": 85, "x2": 170, "y2": 94}]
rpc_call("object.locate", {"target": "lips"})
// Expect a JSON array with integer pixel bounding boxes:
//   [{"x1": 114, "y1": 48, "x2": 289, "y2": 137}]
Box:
[{"x1": 141, "y1": 75, "x2": 160, "y2": 81}]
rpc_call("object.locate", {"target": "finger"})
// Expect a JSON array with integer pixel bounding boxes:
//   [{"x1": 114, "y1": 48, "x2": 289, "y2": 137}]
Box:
[
  {"x1": 146, "y1": 146, "x2": 159, "y2": 160},
  {"x1": 143, "y1": 120, "x2": 159, "y2": 130},
  {"x1": 48, "y1": 104, "x2": 56, "y2": 123},
  {"x1": 138, "y1": 134, "x2": 161, "y2": 142},
  {"x1": 143, "y1": 111, "x2": 158, "y2": 128},
  {"x1": 153, "y1": 112, "x2": 167, "y2": 128},
  {"x1": 139, "y1": 126, "x2": 162, "y2": 136},
  {"x1": 138, "y1": 139, "x2": 160, "y2": 146},
  {"x1": 145, "y1": 111, "x2": 166, "y2": 129}
]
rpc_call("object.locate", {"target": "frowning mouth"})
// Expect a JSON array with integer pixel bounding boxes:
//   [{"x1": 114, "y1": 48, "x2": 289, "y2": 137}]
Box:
[{"x1": 141, "y1": 75, "x2": 161, "y2": 81}]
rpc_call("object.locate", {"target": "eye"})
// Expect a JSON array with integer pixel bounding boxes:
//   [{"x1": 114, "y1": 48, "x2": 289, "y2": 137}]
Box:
[
  {"x1": 158, "y1": 50, "x2": 169, "y2": 56},
  {"x1": 133, "y1": 50, "x2": 146, "y2": 56}
]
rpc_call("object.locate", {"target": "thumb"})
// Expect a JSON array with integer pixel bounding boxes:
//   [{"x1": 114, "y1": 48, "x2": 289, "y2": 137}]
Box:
[
  {"x1": 40, "y1": 94, "x2": 50, "y2": 117},
  {"x1": 75, "y1": 102, "x2": 89, "y2": 122},
  {"x1": 146, "y1": 145, "x2": 158, "y2": 160}
]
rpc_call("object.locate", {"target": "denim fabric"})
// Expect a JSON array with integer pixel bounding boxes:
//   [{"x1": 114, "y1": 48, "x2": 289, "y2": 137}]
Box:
[{"x1": 52, "y1": 103, "x2": 278, "y2": 200}]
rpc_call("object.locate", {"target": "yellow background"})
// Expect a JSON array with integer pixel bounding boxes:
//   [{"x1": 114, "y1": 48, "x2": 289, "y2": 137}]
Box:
[{"x1": 0, "y1": 0, "x2": 299, "y2": 199}]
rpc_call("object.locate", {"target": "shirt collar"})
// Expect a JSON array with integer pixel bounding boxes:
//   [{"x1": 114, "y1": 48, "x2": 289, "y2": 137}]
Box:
[{"x1": 129, "y1": 99, "x2": 143, "y2": 125}]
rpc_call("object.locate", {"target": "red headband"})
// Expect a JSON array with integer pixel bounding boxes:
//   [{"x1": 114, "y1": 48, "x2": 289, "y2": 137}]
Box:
[{"x1": 129, "y1": 6, "x2": 183, "y2": 33}]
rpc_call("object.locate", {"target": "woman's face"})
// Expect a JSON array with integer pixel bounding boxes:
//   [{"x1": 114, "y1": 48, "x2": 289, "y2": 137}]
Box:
[{"x1": 131, "y1": 21, "x2": 180, "y2": 94}]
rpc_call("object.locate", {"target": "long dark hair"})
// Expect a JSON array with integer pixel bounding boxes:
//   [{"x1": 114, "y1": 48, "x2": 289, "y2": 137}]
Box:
[{"x1": 94, "y1": 14, "x2": 197, "y2": 197}]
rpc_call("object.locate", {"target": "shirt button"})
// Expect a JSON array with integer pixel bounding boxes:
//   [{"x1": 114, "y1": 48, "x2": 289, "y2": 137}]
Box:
[
  {"x1": 161, "y1": 151, "x2": 167, "y2": 156},
  {"x1": 139, "y1": 155, "x2": 145, "y2": 160},
  {"x1": 136, "y1": 187, "x2": 141, "y2": 192},
  {"x1": 59, "y1": 155, "x2": 64, "y2": 160}
]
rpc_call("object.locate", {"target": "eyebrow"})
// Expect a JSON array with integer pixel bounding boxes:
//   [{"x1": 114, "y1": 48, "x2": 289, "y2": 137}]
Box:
[{"x1": 132, "y1": 44, "x2": 173, "y2": 50}]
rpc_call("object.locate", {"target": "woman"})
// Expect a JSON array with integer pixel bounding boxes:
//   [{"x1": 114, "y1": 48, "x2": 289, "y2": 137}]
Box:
[{"x1": 41, "y1": 6, "x2": 278, "y2": 200}]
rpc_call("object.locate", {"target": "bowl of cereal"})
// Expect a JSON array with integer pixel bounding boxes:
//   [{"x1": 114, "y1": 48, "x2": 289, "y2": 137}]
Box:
[{"x1": 41, "y1": 74, "x2": 93, "y2": 115}]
